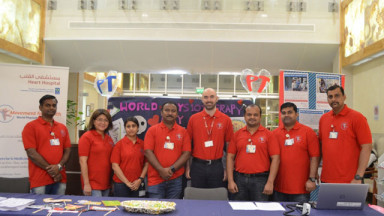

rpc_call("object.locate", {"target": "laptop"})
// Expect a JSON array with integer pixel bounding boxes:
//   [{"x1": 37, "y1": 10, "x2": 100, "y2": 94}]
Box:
[{"x1": 312, "y1": 183, "x2": 369, "y2": 210}]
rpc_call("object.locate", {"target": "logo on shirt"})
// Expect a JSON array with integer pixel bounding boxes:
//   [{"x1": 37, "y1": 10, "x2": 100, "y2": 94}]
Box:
[
  {"x1": 258, "y1": 137, "x2": 266, "y2": 143},
  {"x1": 176, "y1": 134, "x2": 183, "y2": 140},
  {"x1": 295, "y1": 136, "x2": 302, "y2": 142},
  {"x1": 341, "y1": 122, "x2": 348, "y2": 130},
  {"x1": 217, "y1": 123, "x2": 223, "y2": 129},
  {"x1": 60, "y1": 129, "x2": 66, "y2": 137}
]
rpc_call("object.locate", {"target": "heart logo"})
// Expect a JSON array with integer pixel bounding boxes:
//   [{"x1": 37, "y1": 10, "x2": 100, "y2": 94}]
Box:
[
  {"x1": 93, "y1": 70, "x2": 121, "y2": 97},
  {"x1": 237, "y1": 100, "x2": 243, "y2": 106},
  {"x1": 240, "y1": 69, "x2": 271, "y2": 95},
  {"x1": 148, "y1": 115, "x2": 159, "y2": 126},
  {"x1": 189, "y1": 99, "x2": 194, "y2": 104}
]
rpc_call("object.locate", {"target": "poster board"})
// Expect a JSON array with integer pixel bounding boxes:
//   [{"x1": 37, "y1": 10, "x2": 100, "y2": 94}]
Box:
[
  {"x1": 107, "y1": 97, "x2": 252, "y2": 143},
  {"x1": 0, "y1": 63, "x2": 68, "y2": 178},
  {"x1": 279, "y1": 70, "x2": 345, "y2": 130}
]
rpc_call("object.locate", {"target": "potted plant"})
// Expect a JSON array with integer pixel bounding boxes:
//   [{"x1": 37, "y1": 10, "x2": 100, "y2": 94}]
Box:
[{"x1": 66, "y1": 100, "x2": 86, "y2": 137}]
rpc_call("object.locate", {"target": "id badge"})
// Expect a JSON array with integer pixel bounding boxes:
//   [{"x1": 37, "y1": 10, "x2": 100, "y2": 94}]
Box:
[
  {"x1": 329, "y1": 132, "x2": 338, "y2": 139},
  {"x1": 50, "y1": 138, "x2": 60, "y2": 146},
  {"x1": 285, "y1": 138, "x2": 294, "y2": 146},
  {"x1": 139, "y1": 190, "x2": 146, "y2": 197},
  {"x1": 164, "y1": 142, "x2": 174, "y2": 150},
  {"x1": 204, "y1": 140, "x2": 214, "y2": 147},
  {"x1": 246, "y1": 145, "x2": 256, "y2": 153}
]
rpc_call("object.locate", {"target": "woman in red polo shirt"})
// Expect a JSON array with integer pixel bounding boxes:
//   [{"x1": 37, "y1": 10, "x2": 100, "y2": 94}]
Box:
[
  {"x1": 79, "y1": 109, "x2": 114, "y2": 197},
  {"x1": 111, "y1": 117, "x2": 148, "y2": 197}
]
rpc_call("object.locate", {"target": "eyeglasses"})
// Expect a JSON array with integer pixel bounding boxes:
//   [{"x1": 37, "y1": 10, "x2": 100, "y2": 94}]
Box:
[{"x1": 95, "y1": 118, "x2": 109, "y2": 123}]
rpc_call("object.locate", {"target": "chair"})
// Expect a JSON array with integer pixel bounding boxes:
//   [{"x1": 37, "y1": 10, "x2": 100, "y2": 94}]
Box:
[
  {"x1": 0, "y1": 177, "x2": 30, "y2": 193},
  {"x1": 183, "y1": 187, "x2": 228, "y2": 200}
]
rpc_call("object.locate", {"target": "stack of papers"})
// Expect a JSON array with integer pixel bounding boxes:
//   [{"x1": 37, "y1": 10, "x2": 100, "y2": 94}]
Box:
[
  {"x1": 0, "y1": 198, "x2": 35, "y2": 211},
  {"x1": 229, "y1": 202, "x2": 285, "y2": 211}
]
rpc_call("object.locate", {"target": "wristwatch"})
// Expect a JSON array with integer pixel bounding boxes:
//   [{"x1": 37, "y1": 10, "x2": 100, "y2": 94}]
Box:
[
  {"x1": 139, "y1": 177, "x2": 144, "y2": 182},
  {"x1": 170, "y1": 165, "x2": 176, "y2": 173},
  {"x1": 354, "y1": 174, "x2": 363, "y2": 180},
  {"x1": 308, "y1": 177, "x2": 316, "y2": 182},
  {"x1": 57, "y1": 164, "x2": 63, "y2": 171}
]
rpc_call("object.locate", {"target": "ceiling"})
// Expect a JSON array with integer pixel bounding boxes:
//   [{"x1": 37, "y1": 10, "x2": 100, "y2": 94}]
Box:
[{"x1": 45, "y1": 40, "x2": 339, "y2": 75}]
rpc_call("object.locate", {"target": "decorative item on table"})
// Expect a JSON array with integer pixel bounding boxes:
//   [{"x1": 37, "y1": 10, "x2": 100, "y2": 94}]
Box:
[
  {"x1": 43, "y1": 198, "x2": 72, "y2": 203},
  {"x1": 121, "y1": 200, "x2": 176, "y2": 214},
  {"x1": 102, "y1": 200, "x2": 121, "y2": 206},
  {"x1": 76, "y1": 200, "x2": 102, "y2": 205}
]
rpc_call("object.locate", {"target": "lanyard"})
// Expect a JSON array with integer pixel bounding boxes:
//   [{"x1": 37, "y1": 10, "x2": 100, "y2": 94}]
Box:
[{"x1": 203, "y1": 116, "x2": 215, "y2": 139}]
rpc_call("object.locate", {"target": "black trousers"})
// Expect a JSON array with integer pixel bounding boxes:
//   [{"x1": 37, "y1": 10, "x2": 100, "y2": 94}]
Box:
[{"x1": 190, "y1": 159, "x2": 225, "y2": 188}]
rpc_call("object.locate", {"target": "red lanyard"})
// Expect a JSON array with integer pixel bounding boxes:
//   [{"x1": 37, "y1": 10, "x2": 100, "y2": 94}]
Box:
[{"x1": 203, "y1": 116, "x2": 215, "y2": 139}]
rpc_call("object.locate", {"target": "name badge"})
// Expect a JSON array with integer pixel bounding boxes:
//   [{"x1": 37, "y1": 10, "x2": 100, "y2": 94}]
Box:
[
  {"x1": 204, "y1": 140, "x2": 214, "y2": 147},
  {"x1": 50, "y1": 139, "x2": 60, "y2": 146},
  {"x1": 329, "y1": 132, "x2": 338, "y2": 139},
  {"x1": 139, "y1": 190, "x2": 146, "y2": 197},
  {"x1": 246, "y1": 145, "x2": 256, "y2": 153},
  {"x1": 164, "y1": 142, "x2": 174, "y2": 150},
  {"x1": 285, "y1": 138, "x2": 294, "y2": 146}
]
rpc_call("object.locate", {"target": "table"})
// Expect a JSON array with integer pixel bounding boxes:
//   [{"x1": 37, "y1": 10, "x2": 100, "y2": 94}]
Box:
[{"x1": 0, "y1": 193, "x2": 382, "y2": 216}]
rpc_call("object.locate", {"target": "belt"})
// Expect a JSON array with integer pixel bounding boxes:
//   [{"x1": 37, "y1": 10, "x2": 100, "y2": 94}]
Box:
[
  {"x1": 235, "y1": 171, "x2": 269, "y2": 178},
  {"x1": 193, "y1": 157, "x2": 221, "y2": 165}
]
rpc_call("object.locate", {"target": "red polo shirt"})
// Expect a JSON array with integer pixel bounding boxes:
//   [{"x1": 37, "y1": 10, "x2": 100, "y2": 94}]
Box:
[
  {"x1": 22, "y1": 117, "x2": 71, "y2": 188},
  {"x1": 187, "y1": 109, "x2": 233, "y2": 160},
  {"x1": 228, "y1": 125, "x2": 279, "y2": 174},
  {"x1": 272, "y1": 122, "x2": 320, "y2": 194},
  {"x1": 144, "y1": 122, "x2": 191, "y2": 186},
  {"x1": 78, "y1": 130, "x2": 114, "y2": 190},
  {"x1": 319, "y1": 105, "x2": 372, "y2": 183},
  {"x1": 111, "y1": 136, "x2": 145, "y2": 183}
]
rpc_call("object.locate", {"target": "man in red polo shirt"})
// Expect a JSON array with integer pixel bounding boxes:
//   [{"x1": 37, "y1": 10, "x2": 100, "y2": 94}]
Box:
[
  {"x1": 272, "y1": 102, "x2": 320, "y2": 202},
  {"x1": 319, "y1": 85, "x2": 372, "y2": 183},
  {"x1": 227, "y1": 104, "x2": 280, "y2": 201},
  {"x1": 144, "y1": 101, "x2": 191, "y2": 199},
  {"x1": 22, "y1": 95, "x2": 71, "y2": 195},
  {"x1": 186, "y1": 88, "x2": 233, "y2": 188}
]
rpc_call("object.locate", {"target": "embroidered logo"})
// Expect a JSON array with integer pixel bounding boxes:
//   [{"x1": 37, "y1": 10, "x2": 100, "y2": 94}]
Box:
[
  {"x1": 217, "y1": 123, "x2": 223, "y2": 129},
  {"x1": 295, "y1": 136, "x2": 302, "y2": 142},
  {"x1": 258, "y1": 137, "x2": 266, "y2": 143},
  {"x1": 341, "y1": 122, "x2": 348, "y2": 130},
  {"x1": 61, "y1": 129, "x2": 66, "y2": 137},
  {"x1": 176, "y1": 134, "x2": 183, "y2": 140}
]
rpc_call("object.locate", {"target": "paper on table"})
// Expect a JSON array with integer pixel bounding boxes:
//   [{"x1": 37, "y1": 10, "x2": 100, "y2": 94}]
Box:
[
  {"x1": 254, "y1": 202, "x2": 285, "y2": 211},
  {"x1": 229, "y1": 202, "x2": 257, "y2": 210},
  {"x1": 0, "y1": 198, "x2": 35, "y2": 211}
]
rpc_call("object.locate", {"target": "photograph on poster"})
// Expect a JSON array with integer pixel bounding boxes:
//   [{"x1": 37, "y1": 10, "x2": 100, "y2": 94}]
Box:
[
  {"x1": 284, "y1": 75, "x2": 308, "y2": 92},
  {"x1": 316, "y1": 75, "x2": 340, "y2": 93},
  {"x1": 315, "y1": 74, "x2": 341, "y2": 110}
]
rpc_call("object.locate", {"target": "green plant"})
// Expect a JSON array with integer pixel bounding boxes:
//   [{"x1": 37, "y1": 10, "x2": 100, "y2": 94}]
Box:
[{"x1": 66, "y1": 100, "x2": 85, "y2": 127}]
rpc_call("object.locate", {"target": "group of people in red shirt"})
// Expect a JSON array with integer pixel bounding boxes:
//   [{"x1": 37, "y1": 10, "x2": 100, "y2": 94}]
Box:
[{"x1": 22, "y1": 84, "x2": 372, "y2": 202}]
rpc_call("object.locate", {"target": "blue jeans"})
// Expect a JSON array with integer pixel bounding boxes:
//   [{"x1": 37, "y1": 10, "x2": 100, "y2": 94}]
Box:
[
  {"x1": 113, "y1": 182, "x2": 139, "y2": 198},
  {"x1": 31, "y1": 182, "x2": 66, "y2": 195},
  {"x1": 148, "y1": 176, "x2": 182, "y2": 199},
  {"x1": 91, "y1": 189, "x2": 110, "y2": 197},
  {"x1": 232, "y1": 172, "x2": 269, "y2": 201},
  {"x1": 273, "y1": 191, "x2": 310, "y2": 203},
  {"x1": 190, "y1": 159, "x2": 225, "y2": 188}
]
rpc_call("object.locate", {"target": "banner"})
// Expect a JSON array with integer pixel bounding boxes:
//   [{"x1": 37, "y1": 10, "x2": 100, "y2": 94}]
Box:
[
  {"x1": 107, "y1": 97, "x2": 252, "y2": 143},
  {"x1": 0, "y1": 64, "x2": 69, "y2": 178},
  {"x1": 279, "y1": 70, "x2": 345, "y2": 130}
]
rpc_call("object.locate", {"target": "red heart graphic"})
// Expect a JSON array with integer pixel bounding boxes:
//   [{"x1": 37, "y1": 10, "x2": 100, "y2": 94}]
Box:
[
  {"x1": 189, "y1": 99, "x2": 194, "y2": 104},
  {"x1": 148, "y1": 115, "x2": 159, "y2": 126},
  {"x1": 246, "y1": 75, "x2": 270, "y2": 93},
  {"x1": 237, "y1": 100, "x2": 243, "y2": 106}
]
